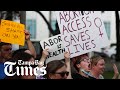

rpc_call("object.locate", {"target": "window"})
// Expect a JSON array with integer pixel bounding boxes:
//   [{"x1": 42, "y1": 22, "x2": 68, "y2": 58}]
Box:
[
  {"x1": 26, "y1": 19, "x2": 36, "y2": 39},
  {"x1": 51, "y1": 20, "x2": 57, "y2": 31},
  {"x1": 104, "y1": 22, "x2": 111, "y2": 40}
]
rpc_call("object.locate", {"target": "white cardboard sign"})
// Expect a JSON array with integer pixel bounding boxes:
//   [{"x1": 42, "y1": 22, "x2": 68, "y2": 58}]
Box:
[
  {"x1": 40, "y1": 34, "x2": 65, "y2": 64},
  {"x1": 55, "y1": 11, "x2": 110, "y2": 58}
]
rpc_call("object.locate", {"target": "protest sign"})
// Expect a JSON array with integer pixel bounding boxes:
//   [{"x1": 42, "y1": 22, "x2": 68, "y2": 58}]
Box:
[
  {"x1": 55, "y1": 11, "x2": 110, "y2": 58},
  {"x1": 0, "y1": 20, "x2": 25, "y2": 46},
  {"x1": 40, "y1": 34, "x2": 65, "y2": 64}
]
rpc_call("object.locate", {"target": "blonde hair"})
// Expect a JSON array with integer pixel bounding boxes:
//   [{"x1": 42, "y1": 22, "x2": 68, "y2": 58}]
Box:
[{"x1": 91, "y1": 55, "x2": 104, "y2": 67}]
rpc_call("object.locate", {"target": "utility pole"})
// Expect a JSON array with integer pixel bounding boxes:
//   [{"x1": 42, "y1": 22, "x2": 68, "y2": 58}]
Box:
[
  {"x1": 20, "y1": 11, "x2": 26, "y2": 26},
  {"x1": 19, "y1": 11, "x2": 26, "y2": 49},
  {"x1": 5, "y1": 11, "x2": 13, "y2": 20},
  {"x1": 115, "y1": 11, "x2": 120, "y2": 62},
  {"x1": 49, "y1": 11, "x2": 52, "y2": 37}
]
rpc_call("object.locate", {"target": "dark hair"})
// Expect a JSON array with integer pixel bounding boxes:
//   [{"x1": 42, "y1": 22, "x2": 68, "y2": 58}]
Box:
[
  {"x1": 12, "y1": 51, "x2": 34, "y2": 61},
  {"x1": 91, "y1": 55, "x2": 104, "y2": 67},
  {"x1": 0, "y1": 42, "x2": 11, "y2": 50},
  {"x1": 12, "y1": 48, "x2": 28, "y2": 57},
  {"x1": 45, "y1": 60, "x2": 66, "y2": 79},
  {"x1": 73, "y1": 56, "x2": 82, "y2": 72},
  {"x1": 5, "y1": 52, "x2": 34, "y2": 79},
  {"x1": 73, "y1": 53, "x2": 89, "y2": 72}
]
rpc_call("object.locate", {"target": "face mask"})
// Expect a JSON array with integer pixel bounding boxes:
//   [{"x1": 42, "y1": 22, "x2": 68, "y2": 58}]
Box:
[{"x1": 80, "y1": 69, "x2": 90, "y2": 76}]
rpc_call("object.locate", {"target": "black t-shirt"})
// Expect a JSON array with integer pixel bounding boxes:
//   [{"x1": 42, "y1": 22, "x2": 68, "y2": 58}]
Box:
[{"x1": 72, "y1": 73, "x2": 96, "y2": 79}]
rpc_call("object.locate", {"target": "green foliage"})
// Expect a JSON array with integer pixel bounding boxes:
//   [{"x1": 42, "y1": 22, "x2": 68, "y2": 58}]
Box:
[{"x1": 103, "y1": 71, "x2": 114, "y2": 79}]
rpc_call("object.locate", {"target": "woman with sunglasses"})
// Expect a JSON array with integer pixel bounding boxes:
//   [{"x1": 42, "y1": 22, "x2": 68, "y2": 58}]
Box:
[{"x1": 41, "y1": 51, "x2": 72, "y2": 79}]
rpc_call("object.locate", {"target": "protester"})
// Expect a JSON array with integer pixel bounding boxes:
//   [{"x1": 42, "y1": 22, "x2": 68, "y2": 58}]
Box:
[
  {"x1": 5, "y1": 49, "x2": 48, "y2": 79},
  {"x1": 45, "y1": 60, "x2": 69, "y2": 79},
  {"x1": 38, "y1": 49, "x2": 71, "y2": 79},
  {"x1": 0, "y1": 29, "x2": 36, "y2": 79},
  {"x1": 5, "y1": 52, "x2": 36, "y2": 79},
  {"x1": 0, "y1": 42, "x2": 12, "y2": 62},
  {"x1": 89, "y1": 55, "x2": 119, "y2": 79},
  {"x1": 0, "y1": 42, "x2": 12, "y2": 79},
  {"x1": 71, "y1": 53, "x2": 95, "y2": 79},
  {"x1": 112, "y1": 63, "x2": 119, "y2": 79},
  {"x1": 37, "y1": 49, "x2": 72, "y2": 79},
  {"x1": 12, "y1": 30, "x2": 36, "y2": 59},
  {"x1": 36, "y1": 49, "x2": 48, "y2": 79},
  {"x1": 88, "y1": 55, "x2": 105, "y2": 79},
  {"x1": 24, "y1": 30, "x2": 36, "y2": 59}
]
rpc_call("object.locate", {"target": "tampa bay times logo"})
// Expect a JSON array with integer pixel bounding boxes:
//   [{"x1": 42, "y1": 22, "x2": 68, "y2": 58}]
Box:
[{"x1": 4, "y1": 60, "x2": 46, "y2": 77}]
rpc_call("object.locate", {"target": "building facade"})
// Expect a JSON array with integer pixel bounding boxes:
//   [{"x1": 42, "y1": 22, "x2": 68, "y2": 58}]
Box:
[
  {"x1": 12, "y1": 11, "x2": 119, "y2": 53},
  {"x1": 28, "y1": 11, "x2": 117, "y2": 45}
]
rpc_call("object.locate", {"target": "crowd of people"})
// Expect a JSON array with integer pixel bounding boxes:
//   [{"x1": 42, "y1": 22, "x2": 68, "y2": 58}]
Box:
[{"x1": 0, "y1": 30, "x2": 120, "y2": 79}]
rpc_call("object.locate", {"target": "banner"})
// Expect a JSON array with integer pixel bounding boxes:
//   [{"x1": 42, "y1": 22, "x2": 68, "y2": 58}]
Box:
[
  {"x1": 0, "y1": 20, "x2": 25, "y2": 46},
  {"x1": 40, "y1": 34, "x2": 65, "y2": 64},
  {"x1": 55, "y1": 11, "x2": 110, "y2": 58}
]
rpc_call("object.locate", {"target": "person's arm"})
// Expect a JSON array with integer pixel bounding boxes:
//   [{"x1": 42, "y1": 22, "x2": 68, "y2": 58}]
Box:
[
  {"x1": 25, "y1": 30, "x2": 37, "y2": 59},
  {"x1": 64, "y1": 52, "x2": 72, "y2": 79},
  {"x1": 112, "y1": 63, "x2": 119, "y2": 79},
  {"x1": 38, "y1": 49, "x2": 49, "y2": 68}
]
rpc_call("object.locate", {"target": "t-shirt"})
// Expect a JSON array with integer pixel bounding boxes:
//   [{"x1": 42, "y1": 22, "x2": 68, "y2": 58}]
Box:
[
  {"x1": 0, "y1": 63, "x2": 6, "y2": 79},
  {"x1": 35, "y1": 67, "x2": 46, "y2": 79}
]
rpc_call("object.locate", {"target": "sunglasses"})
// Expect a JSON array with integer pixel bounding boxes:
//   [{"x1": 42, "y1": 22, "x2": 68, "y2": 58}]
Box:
[{"x1": 55, "y1": 71, "x2": 69, "y2": 77}]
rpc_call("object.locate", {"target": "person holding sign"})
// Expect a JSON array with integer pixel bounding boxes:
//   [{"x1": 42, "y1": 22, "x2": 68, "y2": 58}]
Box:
[
  {"x1": 36, "y1": 49, "x2": 49, "y2": 79},
  {"x1": 38, "y1": 49, "x2": 72, "y2": 79},
  {"x1": 4, "y1": 51, "x2": 36, "y2": 79},
  {"x1": 5, "y1": 49, "x2": 47, "y2": 79},
  {"x1": 45, "y1": 52, "x2": 72, "y2": 79},
  {"x1": 0, "y1": 30, "x2": 36, "y2": 79},
  {"x1": 24, "y1": 29, "x2": 36, "y2": 59},
  {"x1": 0, "y1": 29, "x2": 36, "y2": 62},
  {"x1": 12, "y1": 30, "x2": 36, "y2": 59}
]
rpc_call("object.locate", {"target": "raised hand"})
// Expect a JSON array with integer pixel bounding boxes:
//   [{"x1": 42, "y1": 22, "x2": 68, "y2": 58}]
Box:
[
  {"x1": 112, "y1": 63, "x2": 119, "y2": 79},
  {"x1": 38, "y1": 49, "x2": 49, "y2": 67},
  {"x1": 24, "y1": 30, "x2": 30, "y2": 40},
  {"x1": 64, "y1": 52, "x2": 72, "y2": 79},
  {"x1": 42, "y1": 49, "x2": 49, "y2": 59},
  {"x1": 64, "y1": 52, "x2": 70, "y2": 60}
]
